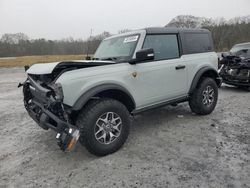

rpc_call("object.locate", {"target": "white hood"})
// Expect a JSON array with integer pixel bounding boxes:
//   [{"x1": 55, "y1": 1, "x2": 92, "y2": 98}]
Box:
[
  {"x1": 26, "y1": 60, "x2": 115, "y2": 75},
  {"x1": 26, "y1": 62, "x2": 60, "y2": 74}
]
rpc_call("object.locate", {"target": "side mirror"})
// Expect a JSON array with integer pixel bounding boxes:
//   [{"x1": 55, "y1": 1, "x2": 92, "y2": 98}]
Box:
[{"x1": 129, "y1": 48, "x2": 154, "y2": 64}]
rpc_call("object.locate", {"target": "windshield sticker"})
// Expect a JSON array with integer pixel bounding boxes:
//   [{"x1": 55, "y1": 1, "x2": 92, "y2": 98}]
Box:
[{"x1": 124, "y1": 36, "x2": 138, "y2": 43}]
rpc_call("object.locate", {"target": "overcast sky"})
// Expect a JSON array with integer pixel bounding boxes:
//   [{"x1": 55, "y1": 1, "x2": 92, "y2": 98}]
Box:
[{"x1": 0, "y1": 0, "x2": 249, "y2": 40}]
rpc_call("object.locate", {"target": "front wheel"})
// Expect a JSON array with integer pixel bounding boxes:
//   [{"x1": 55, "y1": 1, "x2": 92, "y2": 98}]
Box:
[
  {"x1": 76, "y1": 98, "x2": 130, "y2": 156},
  {"x1": 189, "y1": 77, "x2": 218, "y2": 115}
]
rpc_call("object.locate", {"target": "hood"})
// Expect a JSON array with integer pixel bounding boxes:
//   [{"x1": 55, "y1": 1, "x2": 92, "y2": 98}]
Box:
[
  {"x1": 26, "y1": 60, "x2": 115, "y2": 75},
  {"x1": 26, "y1": 62, "x2": 59, "y2": 74},
  {"x1": 26, "y1": 60, "x2": 116, "y2": 84}
]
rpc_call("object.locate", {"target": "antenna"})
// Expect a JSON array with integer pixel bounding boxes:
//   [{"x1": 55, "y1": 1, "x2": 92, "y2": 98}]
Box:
[{"x1": 86, "y1": 29, "x2": 92, "y2": 60}]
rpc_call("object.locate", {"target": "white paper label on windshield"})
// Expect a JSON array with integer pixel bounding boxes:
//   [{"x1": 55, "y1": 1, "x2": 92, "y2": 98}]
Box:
[{"x1": 123, "y1": 36, "x2": 138, "y2": 43}]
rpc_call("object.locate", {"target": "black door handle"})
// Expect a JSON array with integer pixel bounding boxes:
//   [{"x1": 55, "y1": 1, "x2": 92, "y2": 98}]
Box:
[{"x1": 175, "y1": 65, "x2": 186, "y2": 70}]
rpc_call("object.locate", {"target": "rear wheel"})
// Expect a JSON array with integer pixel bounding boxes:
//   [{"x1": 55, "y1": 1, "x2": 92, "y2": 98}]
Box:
[
  {"x1": 189, "y1": 77, "x2": 218, "y2": 115},
  {"x1": 76, "y1": 98, "x2": 130, "y2": 156}
]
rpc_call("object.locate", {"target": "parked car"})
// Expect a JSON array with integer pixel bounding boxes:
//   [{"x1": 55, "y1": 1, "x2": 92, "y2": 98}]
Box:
[
  {"x1": 20, "y1": 27, "x2": 221, "y2": 156},
  {"x1": 219, "y1": 42, "x2": 250, "y2": 90}
]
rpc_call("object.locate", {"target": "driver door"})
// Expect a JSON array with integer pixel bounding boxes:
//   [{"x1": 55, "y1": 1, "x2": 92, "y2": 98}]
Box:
[{"x1": 131, "y1": 34, "x2": 188, "y2": 109}]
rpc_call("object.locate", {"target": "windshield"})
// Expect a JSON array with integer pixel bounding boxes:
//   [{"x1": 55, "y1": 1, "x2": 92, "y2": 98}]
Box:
[
  {"x1": 93, "y1": 34, "x2": 139, "y2": 61},
  {"x1": 230, "y1": 44, "x2": 250, "y2": 58}
]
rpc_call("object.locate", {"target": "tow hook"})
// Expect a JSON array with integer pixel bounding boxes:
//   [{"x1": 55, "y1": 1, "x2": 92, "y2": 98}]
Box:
[
  {"x1": 56, "y1": 128, "x2": 80, "y2": 152},
  {"x1": 18, "y1": 82, "x2": 24, "y2": 88}
]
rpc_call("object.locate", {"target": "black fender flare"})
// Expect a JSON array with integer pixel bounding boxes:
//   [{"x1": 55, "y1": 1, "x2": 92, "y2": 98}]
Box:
[
  {"x1": 72, "y1": 84, "x2": 136, "y2": 111},
  {"x1": 188, "y1": 66, "x2": 220, "y2": 94}
]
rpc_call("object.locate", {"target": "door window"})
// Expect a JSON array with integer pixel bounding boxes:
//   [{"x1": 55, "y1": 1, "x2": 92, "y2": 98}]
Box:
[{"x1": 143, "y1": 34, "x2": 180, "y2": 61}]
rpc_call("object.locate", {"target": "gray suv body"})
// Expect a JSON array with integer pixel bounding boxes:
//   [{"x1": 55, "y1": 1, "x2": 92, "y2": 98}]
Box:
[{"x1": 21, "y1": 27, "x2": 221, "y2": 156}]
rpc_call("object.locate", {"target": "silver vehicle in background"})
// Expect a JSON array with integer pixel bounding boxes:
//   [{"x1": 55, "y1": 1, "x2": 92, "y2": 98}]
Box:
[{"x1": 219, "y1": 42, "x2": 250, "y2": 90}]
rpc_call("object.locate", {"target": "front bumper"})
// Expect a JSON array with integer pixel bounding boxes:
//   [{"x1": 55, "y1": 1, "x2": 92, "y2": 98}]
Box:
[
  {"x1": 22, "y1": 76, "x2": 80, "y2": 151},
  {"x1": 220, "y1": 74, "x2": 250, "y2": 87}
]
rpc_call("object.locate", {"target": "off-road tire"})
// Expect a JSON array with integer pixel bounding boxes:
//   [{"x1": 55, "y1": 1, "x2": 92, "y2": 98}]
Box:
[
  {"x1": 189, "y1": 77, "x2": 218, "y2": 115},
  {"x1": 76, "y1": 98, "x2": 130, "y2": 156}
]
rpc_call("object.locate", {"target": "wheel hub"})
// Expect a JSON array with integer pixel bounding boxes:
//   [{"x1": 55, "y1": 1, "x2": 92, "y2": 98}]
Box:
[
  {"x1": 94, "y1": 112, "x2": 122, "y2": 145},
  {"x1": 103, "y1": 121, "x2": 113, "y2": 132}
]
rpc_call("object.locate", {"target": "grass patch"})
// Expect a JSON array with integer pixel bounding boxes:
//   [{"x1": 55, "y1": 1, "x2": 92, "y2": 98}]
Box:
[{"x1": 0, "y1": 55, "x2": 88, "y2": 67}]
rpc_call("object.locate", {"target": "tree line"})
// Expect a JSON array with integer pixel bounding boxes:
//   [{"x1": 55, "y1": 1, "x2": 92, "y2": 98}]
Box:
[
  {"x1": 204, "y1": 22, "x2": 250, "y2": 51},
  {"x1": 0, "y1": 32, "x2": 111, "y2": 57},
  {"x1": 0, "y1": 23, "x2": 250, "y2": 57}
]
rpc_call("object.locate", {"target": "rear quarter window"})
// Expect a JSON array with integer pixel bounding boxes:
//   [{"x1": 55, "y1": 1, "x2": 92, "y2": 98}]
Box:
[{"x1": 184, "y1": 33, "x2": 212, "y2": 54}]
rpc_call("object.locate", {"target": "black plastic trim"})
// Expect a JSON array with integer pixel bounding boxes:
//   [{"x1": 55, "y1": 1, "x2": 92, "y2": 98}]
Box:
[
  {"x1": 72, "y1": 84, "x2": 136, "y2": 111},
  {"x1": 132, "y1": 96, "x2": 188, "y2": 114},
  {"x1": 188, "y1": 66, "x2": 220, "y2": 94}
]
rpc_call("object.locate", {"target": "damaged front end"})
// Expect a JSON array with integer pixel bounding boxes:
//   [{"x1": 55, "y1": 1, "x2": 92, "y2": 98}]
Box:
[
  {"x1": 219, "y1": 55, "x2": 250, "y2": 87},
  {"x1": 20, "y1": 69, "x2": 80, "y2": 152},
  {"x1": 19, "y1": 60, "x2": 115, "y2": 152}
]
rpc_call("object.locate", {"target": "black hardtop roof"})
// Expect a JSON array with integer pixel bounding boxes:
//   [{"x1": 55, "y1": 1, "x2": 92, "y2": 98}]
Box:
[{"x1": 145, "y1": 27, "x2": 210, "y2": 34}]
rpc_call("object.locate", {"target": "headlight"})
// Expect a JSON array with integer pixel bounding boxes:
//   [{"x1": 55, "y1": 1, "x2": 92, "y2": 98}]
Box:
[{"x1": 53, "y1": 83, "x2": 64, "y2": 101}]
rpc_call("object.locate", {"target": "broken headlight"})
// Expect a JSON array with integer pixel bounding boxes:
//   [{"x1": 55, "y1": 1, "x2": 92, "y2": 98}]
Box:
[{"x1": 53, "y1": 83, "x2": 64, "y2": 101}]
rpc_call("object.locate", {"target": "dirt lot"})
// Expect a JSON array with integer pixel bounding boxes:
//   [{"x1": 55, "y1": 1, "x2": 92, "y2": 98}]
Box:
[
  {"x1": 0, "y1": 55, "x2": 86, "y2": 68},
  {"x1": 0, "y1": 68, "x2": 249, "y2": 188}
]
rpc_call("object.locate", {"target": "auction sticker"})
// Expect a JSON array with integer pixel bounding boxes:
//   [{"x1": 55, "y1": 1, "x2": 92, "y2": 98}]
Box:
[{"x1": 124, "y1": 35, "x2": 139, "y2": 43}]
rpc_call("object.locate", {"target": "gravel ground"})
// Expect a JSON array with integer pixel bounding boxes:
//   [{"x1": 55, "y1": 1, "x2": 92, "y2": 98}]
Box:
[{"x1": 0, "y1": 68, "x2": 249, "y2": 188}]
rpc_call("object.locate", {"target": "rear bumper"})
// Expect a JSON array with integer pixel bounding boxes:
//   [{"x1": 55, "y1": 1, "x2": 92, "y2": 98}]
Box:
[{"x1": 22, "y1": 76, "x2": 80, "y2": 151}]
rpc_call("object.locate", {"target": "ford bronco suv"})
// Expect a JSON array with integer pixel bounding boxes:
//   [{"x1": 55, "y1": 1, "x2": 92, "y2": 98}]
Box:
[{"x1": 20, "y1": 27, "x2": 221, "y2": 156}]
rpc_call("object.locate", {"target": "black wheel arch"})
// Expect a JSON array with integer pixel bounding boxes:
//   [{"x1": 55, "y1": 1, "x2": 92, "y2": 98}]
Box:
[
  {"x1": 72, "y1": 84, "x2": 136, "y2": 112},
  {"x1": 189, "y1": 66, "x2": 221, "y2": 95}
]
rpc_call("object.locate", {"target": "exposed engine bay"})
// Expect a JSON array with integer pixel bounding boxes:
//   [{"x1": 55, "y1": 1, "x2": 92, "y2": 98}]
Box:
[{"x1": 219, "y1": 55, "x2": 250, "y2": 87}]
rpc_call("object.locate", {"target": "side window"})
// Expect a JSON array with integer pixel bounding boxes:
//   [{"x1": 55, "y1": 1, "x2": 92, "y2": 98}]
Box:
[
  {"x1": 143, "y1": 34, "x2": 180, "y2": 61},
  {"x1": 184, "y1": 33, "x2": 212, "y2": 54}
]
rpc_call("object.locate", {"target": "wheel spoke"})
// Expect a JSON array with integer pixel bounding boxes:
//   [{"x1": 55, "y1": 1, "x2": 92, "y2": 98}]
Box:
[
  {"x1": 209, "y1": 91, "x2": 214, "y2": 97},
  {"x1": 107, "y1": 112, "x2": 114, "y2": 121},
  {"x1": 113, "y1": 122, "x2": 121, "y2": 132},
  {"x1": 96, "y1": 121, "x2": 104, "y2": 129},
  {"x1": 96, "y1": 131, "x2": 106, "y2": 140},
  {"x1": 203, "y1": 98, "x2": 207, "y2": 105},
  {"x1": 99, "y1": 116, "x2": 108, "y2": 124},
  {"x1": 95, "y1": 127, "x2": 104, "y2": 136},
  {"x1": 208, "y1": 100, "x2": 212, "y2": 105},
  {"x1": 109, "y1": 132, "x2": 117, "y2": 141},
  {"x1": 111, "y1": 117, "x2": 120, "y2": 124}
]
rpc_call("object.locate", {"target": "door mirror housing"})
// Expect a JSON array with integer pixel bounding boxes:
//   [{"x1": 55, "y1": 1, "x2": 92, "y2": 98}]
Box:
[{"x1": 129, "y1": 48, "x2": 154, "y2": 64}]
